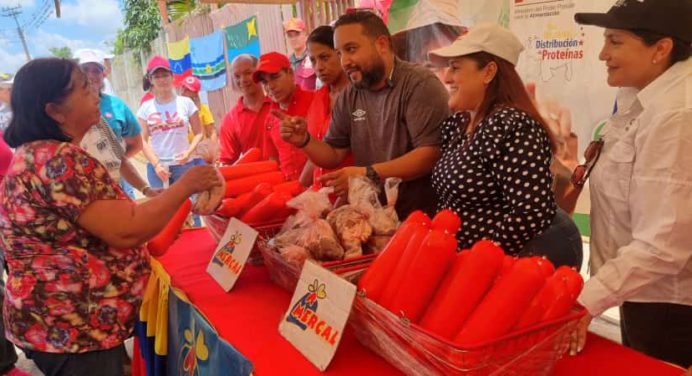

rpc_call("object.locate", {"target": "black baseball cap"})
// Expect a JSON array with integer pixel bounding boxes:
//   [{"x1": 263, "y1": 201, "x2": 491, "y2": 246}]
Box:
[{"x1": 574, "y1": 0, "x2": 692, "y2": 43}]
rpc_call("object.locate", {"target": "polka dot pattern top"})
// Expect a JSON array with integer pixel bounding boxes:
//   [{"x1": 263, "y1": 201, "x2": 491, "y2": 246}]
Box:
[{"x1": 431, "y1": 107, "x2": 556, "y2": 254}]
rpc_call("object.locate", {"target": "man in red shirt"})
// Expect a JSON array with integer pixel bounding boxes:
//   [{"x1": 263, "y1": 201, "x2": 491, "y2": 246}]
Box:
[
  {"x1": 253, "y1": 52, "x2": 314, "y2": 181},
  {"x1": 218, "y1": 54, "x2": 278, "y2": 165}
]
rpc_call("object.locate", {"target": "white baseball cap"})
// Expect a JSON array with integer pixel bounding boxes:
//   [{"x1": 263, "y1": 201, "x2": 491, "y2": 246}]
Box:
[
  {"x1": 74, "y1": 49, "x2": 105, "y2": 69},
  {"x1": 428, "y1": 23, "x2": 525, "y2": 66}
]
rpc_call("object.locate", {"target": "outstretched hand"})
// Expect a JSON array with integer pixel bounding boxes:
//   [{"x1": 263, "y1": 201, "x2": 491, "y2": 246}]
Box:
[{"x1": 271, "y1": 109, "x2": 309, "y2": 147}]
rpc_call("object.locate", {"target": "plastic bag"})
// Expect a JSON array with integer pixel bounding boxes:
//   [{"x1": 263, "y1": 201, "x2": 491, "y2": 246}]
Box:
[
  {"x1": 191, "y1": 168, "x2": 226, "y2": 215},
  {"x1": 274, "y1": 188, "x2": 345, "y2": 261},
  {"x1": 279, "y1": 245, "x2": 309, "y2": 266},
  {"x1": 327, "y1": 205, "x2": 372, "y2": 259},
  {"x1": 370, "y1": 178, "x2": 401, "y2": 235}
]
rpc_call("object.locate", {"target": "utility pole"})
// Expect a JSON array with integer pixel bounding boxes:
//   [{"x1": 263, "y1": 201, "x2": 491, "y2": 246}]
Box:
[{"x1": 1, "y1": 6, "x2": 32, "y2": 62}]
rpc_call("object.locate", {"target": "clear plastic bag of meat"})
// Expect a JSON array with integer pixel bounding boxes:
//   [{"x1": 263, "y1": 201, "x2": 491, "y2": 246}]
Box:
[
  {"x1": 273, "y1": 187, "x2": 345, "y2": 261},
  {"x1": 327, "y1": 205, "x2": 372, "y2": 259}
]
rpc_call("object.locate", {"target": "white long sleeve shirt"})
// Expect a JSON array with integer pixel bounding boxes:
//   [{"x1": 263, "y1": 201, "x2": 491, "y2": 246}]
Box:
[{"x1": 579, "y1": 59, "x2": 692, "y2": 316}]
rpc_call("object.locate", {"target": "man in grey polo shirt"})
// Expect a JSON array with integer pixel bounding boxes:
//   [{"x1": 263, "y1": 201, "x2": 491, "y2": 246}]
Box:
[{"x1": 276, "y1": 11, "x2": 449, "y2": 217}]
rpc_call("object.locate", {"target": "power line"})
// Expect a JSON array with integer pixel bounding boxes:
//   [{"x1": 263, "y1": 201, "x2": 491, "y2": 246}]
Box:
[{"x1": 1, "y1": 5, "x2": 31, "y2": 61}]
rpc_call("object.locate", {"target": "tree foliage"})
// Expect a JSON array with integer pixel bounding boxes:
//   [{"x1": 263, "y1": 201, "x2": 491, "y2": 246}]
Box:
[
  {"x1": 48, "y1": 46, "x2": 72, "y2": 59},
  {"x1": 114, "y1": 0, "x2": 162, "y2": 55}
]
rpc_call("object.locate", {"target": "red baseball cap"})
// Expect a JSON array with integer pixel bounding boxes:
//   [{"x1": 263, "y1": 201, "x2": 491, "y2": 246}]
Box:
[
  {"x1": 146, "y1": 55, "x2": 172, "y2": 75},
  {"x1": 283, "y1": 18, "x2": 306, "y2": 33},
  {"x1": 252, "y1": 52, "x2": 291, "y2": 83},
  {"x1": 181, "y1": 76, "x2": 201, "y2": 92}
]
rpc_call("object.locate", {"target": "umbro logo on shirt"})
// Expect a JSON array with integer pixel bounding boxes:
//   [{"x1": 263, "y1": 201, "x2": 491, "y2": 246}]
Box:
[{"x1": 352, "y1": 109, "x2": 366, "y2": 122}]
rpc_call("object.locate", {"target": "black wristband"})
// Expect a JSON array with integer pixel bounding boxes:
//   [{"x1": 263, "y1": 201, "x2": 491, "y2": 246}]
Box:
[{"x1": 297, "y1": 132, "x2": 311, "y2": 149}]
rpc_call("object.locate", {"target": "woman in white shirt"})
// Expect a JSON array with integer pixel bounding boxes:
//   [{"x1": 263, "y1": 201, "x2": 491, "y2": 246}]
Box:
[
  {"x1": 137, "y1": 56, "x2": 205, "y2": 189},
  {"x1": 572, "y1": 0, "x2": 692, "y2": 368}
]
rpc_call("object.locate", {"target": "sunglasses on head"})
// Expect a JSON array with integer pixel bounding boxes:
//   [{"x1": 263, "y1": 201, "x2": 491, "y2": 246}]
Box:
[{"x1": 570, "y1": 139, "x2": 604, "y2": 188}]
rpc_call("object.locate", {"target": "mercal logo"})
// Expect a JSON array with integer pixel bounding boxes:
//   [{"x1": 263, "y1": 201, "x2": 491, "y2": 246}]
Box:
[
  {"x1": 286, "y1": 279, "x2": 339, "y2": 346},
  {"x1": 211, "y1": 231, "x2": 243, "y2": 274}
]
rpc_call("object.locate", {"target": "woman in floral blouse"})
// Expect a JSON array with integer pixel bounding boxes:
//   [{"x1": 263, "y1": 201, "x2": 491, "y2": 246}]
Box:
[{"x1": 0, "y1": 58, "x2": 221, "y2": 376}]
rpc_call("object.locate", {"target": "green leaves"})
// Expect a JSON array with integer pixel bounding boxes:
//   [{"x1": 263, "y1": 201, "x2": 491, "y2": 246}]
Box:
[
  {"x1": 49, "y1": 46, "x2": 72, "y2": 59},
  {"x1": 114, "y1": 0, "x2": 162, "y2": 55}
]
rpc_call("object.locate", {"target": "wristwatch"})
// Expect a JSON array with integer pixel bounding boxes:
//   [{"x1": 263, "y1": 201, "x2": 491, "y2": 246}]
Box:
[{"x1": 365, "y1": 165, "x2": 381, "y2": 185}]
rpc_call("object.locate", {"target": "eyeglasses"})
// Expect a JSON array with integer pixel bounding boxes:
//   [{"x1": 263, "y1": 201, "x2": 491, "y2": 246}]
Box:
[{"x1": 570, "y1": 139, "x2": 604, "y2": 188}]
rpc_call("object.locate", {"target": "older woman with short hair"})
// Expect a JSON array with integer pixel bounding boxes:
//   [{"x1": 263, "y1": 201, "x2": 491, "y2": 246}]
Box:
[{"x1": 0, "y1": 58, "x2": 220, "y2": 376}]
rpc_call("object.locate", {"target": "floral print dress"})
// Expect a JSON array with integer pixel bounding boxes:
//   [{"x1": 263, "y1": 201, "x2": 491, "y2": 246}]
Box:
[{"x1": 0, "y1": 140, "x2": 151, "y2": 353}]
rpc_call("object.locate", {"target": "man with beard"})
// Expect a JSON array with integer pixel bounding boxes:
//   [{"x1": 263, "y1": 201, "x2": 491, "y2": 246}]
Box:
[
  {"x1": 254, "y1": 52, "x2": 314, "y2": 180},
  {"x1": 277, "y1": 11, "x2": 449, "y2": 217},
  {"x1": 219, "y1": 54, "x2": 278, "y2": 165}
]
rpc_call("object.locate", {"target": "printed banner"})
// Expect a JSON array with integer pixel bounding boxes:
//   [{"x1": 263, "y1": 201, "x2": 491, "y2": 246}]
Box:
[
  {"x1": 206, "y1": 218, "x2": 258, "y2": 291},
  {"x1": 224, "y1": 15, "x2": 261, "y2": 64},
  {"x1": 167, "y1": 289, "x2": 253, "y2": 376},
  {"x1": 190, "y1": 31, "x2": 227, "y2": 91},
  {"x1": 279, "y1": 261, "x2": 356, "y2": 371},
  {"x1": 510, "y1": 0, "x2": 617, "y2": 148},
  {"x1": 168, "y1": 36, "x2": 192, "y2": 86}
]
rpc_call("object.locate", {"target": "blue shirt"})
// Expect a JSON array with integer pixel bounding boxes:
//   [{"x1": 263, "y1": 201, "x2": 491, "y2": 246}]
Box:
[{"x1": 99, "y1": 94, "x2": 141, "y2": 141}]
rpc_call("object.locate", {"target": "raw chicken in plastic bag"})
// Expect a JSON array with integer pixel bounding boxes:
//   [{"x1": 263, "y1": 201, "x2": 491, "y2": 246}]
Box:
[
  {"x1": 273, "y1": 187, "x2": 345, "y2": 261},
  {"x1": 327, "y1": 205, "x2": 372, "y2": 259}
]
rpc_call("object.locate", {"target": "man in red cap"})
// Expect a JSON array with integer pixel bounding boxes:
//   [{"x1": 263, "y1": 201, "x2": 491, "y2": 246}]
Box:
[
  {"x1": 284, "y1": 17, "x2": 317, "y2": 90},
  {"x1": 218, "y1": 54, "x2": 278, "y2": 165},
  {"x1": 254, "y1": 51, "x2": 314, "y2": 181}
]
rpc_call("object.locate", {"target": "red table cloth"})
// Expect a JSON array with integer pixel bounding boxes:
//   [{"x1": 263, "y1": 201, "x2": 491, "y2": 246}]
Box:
[{"x1": 155, "y1": 229, "x2": 684, "y2": 375}]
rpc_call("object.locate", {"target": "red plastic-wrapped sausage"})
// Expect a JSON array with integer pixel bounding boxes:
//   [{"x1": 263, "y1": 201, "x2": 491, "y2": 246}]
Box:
[
  {"x1": 542, "y1": 266, "x2": 583, "y2": 321},
  {"x1": 431, "y1": 209, "x2": 462, "y2": 233},
  {"x1": 420, "y1": 241, "x2": 505, "y2": 338},
  {"x1": 357, "y1": 211, "x2": 430, "y2": 301},
  {"x1": 388, "y1": 229, "x2": 458, "y2": 323},
  {"x1": 147, "y1": 199, "x2": 192, "y2": 257},
  {"x1": 240, "y1": 191, "x2": 293, "y2": 224},
  {"x1": 379, "y1": 223, "x2": 431, "y2": 309},
  {"x1": 454, "y1": 257, "x2": 547, "y2": 346}
]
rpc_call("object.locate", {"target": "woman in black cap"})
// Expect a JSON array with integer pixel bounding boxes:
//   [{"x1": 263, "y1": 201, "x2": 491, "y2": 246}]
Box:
[{"x1": 571, "y1": 0, "x2": 692, "y2": 368}]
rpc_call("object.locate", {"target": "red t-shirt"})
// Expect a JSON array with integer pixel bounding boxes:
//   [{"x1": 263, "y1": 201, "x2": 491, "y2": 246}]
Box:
[
  {"x1": 218, "y1": 96, "x2": 278, "y2": 164},
  {"x1": 268, "y1": 85, "x2": 314, "y2": 180},
  {"x1": 306, "y1": 86, "x2": 353, "y2": 186}
]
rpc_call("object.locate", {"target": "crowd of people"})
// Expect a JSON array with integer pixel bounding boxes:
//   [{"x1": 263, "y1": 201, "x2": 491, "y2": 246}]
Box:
[{"x1": 0, "y1": 0, "x2": 690, "y2": 374}]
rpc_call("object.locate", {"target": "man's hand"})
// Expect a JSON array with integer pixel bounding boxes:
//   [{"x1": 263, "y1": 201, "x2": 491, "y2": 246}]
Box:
[
  {"x1": 569, "y1": 313, "x2": 593, "y2": 356},
  {"x1": 318, "y1": 166, "x2": 366, "y2": 199},
  {"x1": 271, "y1": 109, "x2": 309, "y2": 147}
]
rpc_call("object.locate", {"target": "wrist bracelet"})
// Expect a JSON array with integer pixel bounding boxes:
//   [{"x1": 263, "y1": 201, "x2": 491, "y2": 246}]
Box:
[
  {"x1": 140, "y1": 185, "x2": 151, "y2": 194},
  {"x1": 297, "y1": 133, "x2": 311, "y2": 149}
]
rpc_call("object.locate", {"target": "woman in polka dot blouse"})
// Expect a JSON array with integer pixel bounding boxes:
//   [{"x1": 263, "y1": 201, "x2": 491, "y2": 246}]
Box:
[{"x1": 427, "y1": 24, "x2": 558, "y2": 255}]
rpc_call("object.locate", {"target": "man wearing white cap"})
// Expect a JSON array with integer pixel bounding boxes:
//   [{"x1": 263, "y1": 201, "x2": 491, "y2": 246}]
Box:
[{"x1": 75, "y1": 48, "x2": 155, "y2": 198}]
